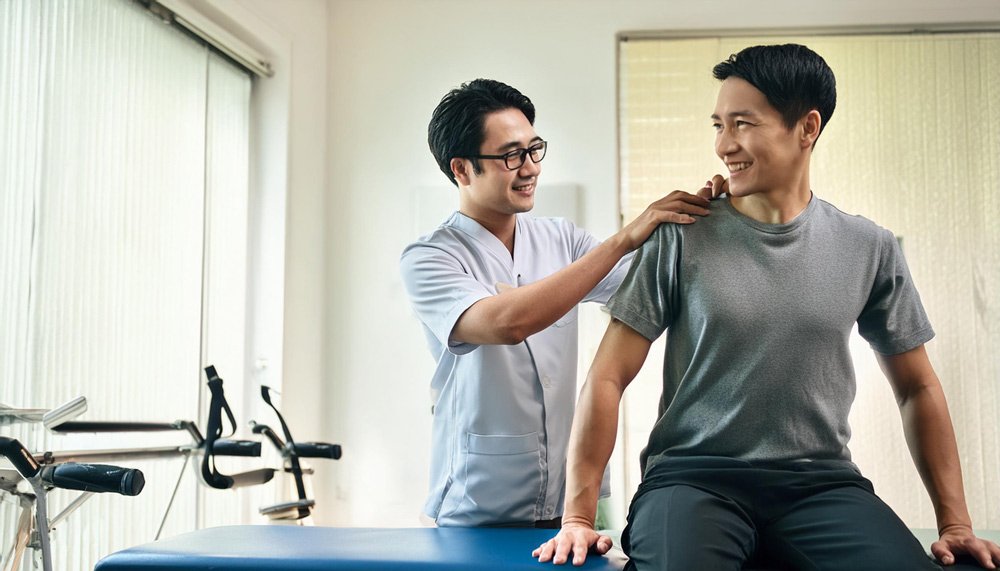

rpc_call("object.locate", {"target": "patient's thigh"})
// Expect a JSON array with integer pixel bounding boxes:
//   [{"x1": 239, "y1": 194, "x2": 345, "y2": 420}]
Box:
[
  {"x1": 624, "y1": 485, "x2": 755, "y2": 571},
  {"x1": 760, "y1": 485, "x2": 940, "y2": 571}
]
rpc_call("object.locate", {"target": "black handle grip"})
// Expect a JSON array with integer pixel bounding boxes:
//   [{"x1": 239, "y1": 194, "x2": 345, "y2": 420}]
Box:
[
  {"x1": 0, "y1": 437, "x2": 41, "y2": 478},
  {"x1": 211, "y1": 439, "x2": 261, "y2": 457},
  {"x1": 292, "y1": 442, "x2": 342, "y2": 460},
  {"x1": 41, "y1": 463, "x2": 145, "y2": 496}
]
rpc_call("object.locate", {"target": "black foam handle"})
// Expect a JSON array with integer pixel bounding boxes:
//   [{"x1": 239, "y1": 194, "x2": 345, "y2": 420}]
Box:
[
  {"x1": 292, "y1": 442, "x2": 342, "y2": 460},
  {"x1": 0, "y1": 437, "x2": 41, "y2": 478},
  {"x1": 212, "y1": 439, "x2": 262, "y2": 457},
  {"x1": 41, "y1": 463, "x2": 145, "y2": 496}
]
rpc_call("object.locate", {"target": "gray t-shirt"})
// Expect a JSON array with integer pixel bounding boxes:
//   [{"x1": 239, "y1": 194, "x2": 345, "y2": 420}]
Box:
[{"x1": 607, "y1": 195, "x2": 934, "y2": 475}]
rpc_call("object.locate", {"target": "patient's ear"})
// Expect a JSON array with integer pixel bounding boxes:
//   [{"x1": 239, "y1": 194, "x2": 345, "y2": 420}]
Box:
[{"x1": 801, "y1": 110, "x2": 821, "y2": 148}]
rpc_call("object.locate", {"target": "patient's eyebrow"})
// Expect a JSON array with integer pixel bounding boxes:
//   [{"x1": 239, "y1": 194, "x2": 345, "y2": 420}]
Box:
[{"x1": 711, "y1": 110, "x2": 758, "y2": 121}]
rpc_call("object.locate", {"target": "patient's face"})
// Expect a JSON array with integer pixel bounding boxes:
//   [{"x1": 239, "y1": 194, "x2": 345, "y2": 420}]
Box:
[{"x1": 712, "y1": 77, "x2": 807, "y2": 198}]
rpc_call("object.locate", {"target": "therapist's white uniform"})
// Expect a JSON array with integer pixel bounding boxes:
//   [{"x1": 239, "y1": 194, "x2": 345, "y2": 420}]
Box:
[{"x1": 400, "y1": 211, "x2": 630, "y2": 526}]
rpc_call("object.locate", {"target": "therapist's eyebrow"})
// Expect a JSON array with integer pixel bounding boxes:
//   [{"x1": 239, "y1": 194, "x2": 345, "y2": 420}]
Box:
[{"x1": 494, "y1": 136, "x2": 544, "y2": 153}]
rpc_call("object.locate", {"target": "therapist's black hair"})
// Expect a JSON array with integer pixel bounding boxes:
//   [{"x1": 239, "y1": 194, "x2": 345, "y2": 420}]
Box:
[
  {"x1": 713, "y1": 44, "x2": 837, "y2": 144},
  {"x1": 428, "y1": 79, "x2": 536, "y2": 186}
]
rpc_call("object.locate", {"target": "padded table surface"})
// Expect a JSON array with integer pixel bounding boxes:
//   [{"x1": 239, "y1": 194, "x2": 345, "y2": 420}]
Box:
[
  {"x1": 94, "y1": 525, "x2": 627, "y2": 570},
  {"x1": 95, "y1": 525, "x2": 999, "y2": 571}
]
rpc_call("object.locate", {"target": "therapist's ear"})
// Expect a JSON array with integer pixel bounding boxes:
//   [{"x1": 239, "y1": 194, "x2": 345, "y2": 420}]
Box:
[{"x1": 452, "y1": 158, "x2": 473, "y2": 187}]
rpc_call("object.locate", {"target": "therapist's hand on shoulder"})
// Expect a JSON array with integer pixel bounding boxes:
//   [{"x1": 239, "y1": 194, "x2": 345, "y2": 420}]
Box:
[
  {"x1": 532, "y1": 522, "x2": 612, "y2": 566},
  {"x1": 616, "y1": 174, "x2": 727, "y2": 252},
  {"x1": 699, "y1": 174, "x2": 729, "y2": 199}
]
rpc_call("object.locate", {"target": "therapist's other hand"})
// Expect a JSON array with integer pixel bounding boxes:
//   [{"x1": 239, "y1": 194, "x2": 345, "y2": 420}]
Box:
[
  {"x1": 697, "y1": 174, "x2": 728, "y2": 199},
  {"x1": 532, "y1": 522, "x2": 612, "y2": 566},
  {"x1": 932, "y1": 524, "x2": 1000, "y2": 569}
]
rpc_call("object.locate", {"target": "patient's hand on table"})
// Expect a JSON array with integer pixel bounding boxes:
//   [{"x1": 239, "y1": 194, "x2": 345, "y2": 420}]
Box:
[
  {"x1": 532, "y1": 523, "x2": 612, "y2": 566},
  {"x1": 934, "y1": 524, "x2": 1000, "y2": 569}
]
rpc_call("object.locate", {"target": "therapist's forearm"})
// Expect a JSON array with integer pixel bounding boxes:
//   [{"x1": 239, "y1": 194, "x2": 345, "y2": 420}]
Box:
[
  {"x1": 451, "y1": 234, "x2": 632, "y2": 345},
  {"x1": 899, "y1": 383, "x2": 972, "y2": 532}
]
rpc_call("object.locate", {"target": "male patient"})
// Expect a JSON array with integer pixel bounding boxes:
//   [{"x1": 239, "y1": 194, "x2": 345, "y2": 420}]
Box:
[{"x1": 534, "y1": 44, "x2": 1000, "y2": 569}]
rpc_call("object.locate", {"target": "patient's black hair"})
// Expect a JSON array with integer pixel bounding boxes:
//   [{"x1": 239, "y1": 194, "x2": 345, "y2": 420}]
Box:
[{"x1": 713, "y1": 44, "x2": 836, "y2": 143}]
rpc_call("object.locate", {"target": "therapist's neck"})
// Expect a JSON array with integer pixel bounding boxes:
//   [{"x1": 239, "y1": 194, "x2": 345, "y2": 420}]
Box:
[{"x1": 459, "y1": 203, "x2": 517, "y2": 256}]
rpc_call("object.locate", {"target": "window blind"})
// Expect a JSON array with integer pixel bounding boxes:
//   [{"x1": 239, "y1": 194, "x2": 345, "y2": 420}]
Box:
[{"x1": 0, "y1": 0, "x2": 255, "y2": 568}]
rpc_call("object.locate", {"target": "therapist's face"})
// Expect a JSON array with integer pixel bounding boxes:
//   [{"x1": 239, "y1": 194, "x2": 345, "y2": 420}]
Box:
[{"x1": 457, "y1": 108, "x2": 542, "y2": 222}]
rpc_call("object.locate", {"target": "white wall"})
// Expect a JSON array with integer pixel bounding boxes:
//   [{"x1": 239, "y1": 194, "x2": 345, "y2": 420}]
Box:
[{"x1": 227, "y1": 0, "x2": 1000, "y2": 528}]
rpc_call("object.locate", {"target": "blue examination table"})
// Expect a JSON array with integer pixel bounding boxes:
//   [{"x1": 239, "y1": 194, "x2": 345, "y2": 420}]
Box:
[
  {"x1": 95, "y1": 525, "x2": 996, "y2": 570},
  {"x1": 94, "y1": 526, "x2": 627, "y2": 570}
]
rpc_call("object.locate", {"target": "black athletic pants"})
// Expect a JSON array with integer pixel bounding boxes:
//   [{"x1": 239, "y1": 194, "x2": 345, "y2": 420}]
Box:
[{"x1": 622, "y1": 456, "x2": 940, "y2": 571}]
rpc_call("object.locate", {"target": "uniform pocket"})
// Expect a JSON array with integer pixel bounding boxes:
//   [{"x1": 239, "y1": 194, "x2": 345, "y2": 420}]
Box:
[
  {"x1": 459, "y1": 432, "x2": 542, "y2": 524},
  {"x1": 468, "y1": 432, "x2": 538, "y2": 455}
]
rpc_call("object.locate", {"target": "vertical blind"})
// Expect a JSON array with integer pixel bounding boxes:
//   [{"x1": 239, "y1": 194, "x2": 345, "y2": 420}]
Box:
[
  {"x1": 0, "y1": 0, "x2": 256, "y2": 569},
  {"x1": 617, "y1": 33, "x2": 1000, "y2": 530}
]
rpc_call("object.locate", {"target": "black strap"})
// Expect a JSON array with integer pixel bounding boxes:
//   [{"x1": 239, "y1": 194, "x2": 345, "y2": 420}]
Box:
[
  {"x1": 261, "y1": 386, "x2": 308, "y2": 508},
  {"x1": 201, "y1": 365, "x2": 238, "y2": 489}
]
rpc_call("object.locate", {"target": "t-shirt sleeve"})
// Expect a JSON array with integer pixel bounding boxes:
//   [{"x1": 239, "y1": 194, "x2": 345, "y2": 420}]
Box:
[
  {"x1": 605, "y1": 225, "x2": 680, "y2": 342},
  {"x1": 857, "y1": 229, "x2": 935, "y2": 355},
  {"x1": 399, "y1": 242, "x2": 493, "y2": 355}
]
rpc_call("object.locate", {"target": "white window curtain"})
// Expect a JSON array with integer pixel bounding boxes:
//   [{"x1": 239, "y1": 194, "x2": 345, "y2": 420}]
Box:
[
  {"x1": 1, "y1": 0, "x2": 255, "y2": 569},
  {"x1": 616, "y1": 32, "x2": 1000, "y2": 530}
]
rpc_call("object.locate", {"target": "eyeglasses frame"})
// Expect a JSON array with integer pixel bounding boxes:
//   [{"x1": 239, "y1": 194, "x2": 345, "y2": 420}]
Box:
[{"x1": 462, "y1": 140, "x2": 547, "y2": 171}]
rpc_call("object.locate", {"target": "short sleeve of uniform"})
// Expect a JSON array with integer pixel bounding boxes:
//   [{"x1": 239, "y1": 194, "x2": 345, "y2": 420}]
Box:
[
  {"x1": 857, "y1": 229, "x2": 935, "y2": 355},
  {"x1": 566, "y1": 223, "x2": 634, "y2": 305},
  {"x1": 605, "y1": 225, "x2": 680, "y2": 341},
  {"x1": 399, "y1": 242, "x2": 492, "y2": 355}
]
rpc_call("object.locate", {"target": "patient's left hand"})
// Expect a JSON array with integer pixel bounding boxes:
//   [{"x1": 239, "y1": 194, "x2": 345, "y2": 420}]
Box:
[
  {"x1": 533, "y1": 522, "x2": 612, "y2": 566},
  {"x1": 933, "y1": 524, "x2": 1000, "y2": 569}
]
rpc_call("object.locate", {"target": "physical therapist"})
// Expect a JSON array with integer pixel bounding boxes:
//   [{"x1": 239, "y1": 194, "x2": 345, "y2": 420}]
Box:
[{"x1": 399, "y1": 79, "x2": 722, "y2": 527}]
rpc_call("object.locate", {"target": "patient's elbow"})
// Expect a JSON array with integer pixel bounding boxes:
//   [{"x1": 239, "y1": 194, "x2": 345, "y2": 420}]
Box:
[{"x1": 893, "y1": 379, "x2": 938, "y2": 409}]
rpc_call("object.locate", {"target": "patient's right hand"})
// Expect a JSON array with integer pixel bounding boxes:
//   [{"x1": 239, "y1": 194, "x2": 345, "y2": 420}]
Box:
[{"x1": 532, "y1": 522, "x2": 613, "y2": 566}]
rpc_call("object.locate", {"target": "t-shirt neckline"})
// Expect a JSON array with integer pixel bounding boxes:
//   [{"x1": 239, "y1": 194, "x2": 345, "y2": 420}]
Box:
[{"x1": 722, "y1": 192, "x2": 817, "y2": 234}]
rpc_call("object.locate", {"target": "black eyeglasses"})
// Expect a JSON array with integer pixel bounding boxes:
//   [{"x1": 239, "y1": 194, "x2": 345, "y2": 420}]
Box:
[{"x1": 465, "y1": 140, "x2": 547, "y2": 171}]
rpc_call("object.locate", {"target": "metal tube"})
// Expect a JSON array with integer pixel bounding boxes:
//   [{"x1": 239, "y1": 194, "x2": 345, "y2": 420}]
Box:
[
  {"x1": 34, "y1": 445, "x2": 190, "y2": 465},
  {"x1": 47, "y1": 492, "x2": 95, "y2": 530},
  {"x1": 40, "y1": 397, "x2": 88, "y2": 430},
  {"x1": 29, "y1": 477, "x2": 53, "y2": 571},
  {"x1": 156, "y1": 453, "x2": 192, "y2": 540}
]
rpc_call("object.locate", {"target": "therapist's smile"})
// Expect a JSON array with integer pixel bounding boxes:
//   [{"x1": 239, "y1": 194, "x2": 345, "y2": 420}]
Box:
[{"x1": 512, "y1": 179, "x2": 535, "y2": 194}]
